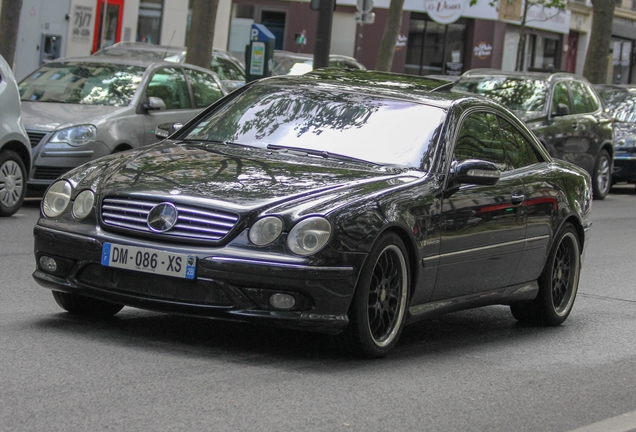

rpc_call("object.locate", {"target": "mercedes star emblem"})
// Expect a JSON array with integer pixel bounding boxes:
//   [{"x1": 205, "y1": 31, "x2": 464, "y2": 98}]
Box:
[{"x1": 147, "y1": 203, "x2": 178, "y2": 232}]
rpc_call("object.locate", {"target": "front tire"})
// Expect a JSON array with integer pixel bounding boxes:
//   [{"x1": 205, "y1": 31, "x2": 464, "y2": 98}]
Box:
[
  {"x1": 592, "y1": 149, "x2": 611, "y2": 200},
  {"x1": 339, "y1": 232, "x2": 410, "y2": 358},
  {"x1": 0, "y1": 150, "x2": 27, "y2": 217},
  {"x1": 511, "y1": 223, "x2": 581, "y2": 326},
  {"x1": 52, "y1": 291, "x2": 124, "y2": 317}
]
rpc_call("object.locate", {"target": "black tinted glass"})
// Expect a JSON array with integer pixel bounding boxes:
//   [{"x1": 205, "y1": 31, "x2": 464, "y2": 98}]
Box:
[
  {"x1": 455, "y1": 112, "x2": 510, "y2": 171},
  {"x1": 454, "y1": 77, "x2": 549, "y2": 113},
  {"x1": 498, "y1": 117, "x2": 541, "y2": 168}
]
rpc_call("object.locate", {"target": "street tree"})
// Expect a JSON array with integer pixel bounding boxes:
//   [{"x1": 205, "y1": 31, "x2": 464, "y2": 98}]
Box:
[
  {"x1": 0, "y1": 0, "x2": 24, "y2": 68},
  {"x1": 583, "y1": 0, "x2": 616, "y2": 84},
  {"x1": 375, "y1": 0, "x2": 405, "y2": 71},
  {"x1": 470, "y1": 0, "x2": 566, "y2": 71},
  {"x1": 185, "y1": 0, "x2": 219, "y2": 70}
]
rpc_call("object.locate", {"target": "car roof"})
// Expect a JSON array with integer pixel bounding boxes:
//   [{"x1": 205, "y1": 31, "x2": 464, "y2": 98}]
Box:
[
  {"x1": 460, "y1": 68, "x2": 588, "y2": 84},
  {"x1": 258, "y1": 69, "x2": 497, "y2": 110}
]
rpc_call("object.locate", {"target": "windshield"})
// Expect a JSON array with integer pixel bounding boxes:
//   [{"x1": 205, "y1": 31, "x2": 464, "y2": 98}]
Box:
[
  {"x1": 19, "y1": 62, "x2": 146, "y2": 106},
  {"x1": 455, "y1": 76, "x2": 549, "y2": 114},
  {"x1": 271, "y1": 56, "x2": 314, "y2": 76},
  {"x1": 597, "y1": 87, "x2": 636, "y2": 123},
  {"x1": 181, "y1": 84, "x2": 445, "y2": 170}
]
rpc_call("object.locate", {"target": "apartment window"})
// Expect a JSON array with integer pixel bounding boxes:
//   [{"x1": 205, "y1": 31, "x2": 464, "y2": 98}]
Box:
[{"x1": 137, "y1": 0, "x2": 164, "y2": 44}]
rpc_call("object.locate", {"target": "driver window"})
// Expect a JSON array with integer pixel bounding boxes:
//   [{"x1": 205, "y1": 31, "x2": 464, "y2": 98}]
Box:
[
  {"x1": 454, "y1": 112, "x2": 509, "y2": 171},
  {"x1": 146, "y1": 67, "x2": 191, "y2": 110},
  {"x1": 552, "y1": 81, "x2": 570, "y2": 114}
]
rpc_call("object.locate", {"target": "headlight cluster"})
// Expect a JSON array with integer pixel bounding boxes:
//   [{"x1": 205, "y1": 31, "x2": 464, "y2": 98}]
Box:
[
  {"x1": 50, "y1": 125, "x2": 97, "y2": 147},
  {"x1": 248, "y1": 215, "x2": 332, "y2": 256},
  {"x1": 42, "y1": 180, "x2": 95, "y2": 220}
]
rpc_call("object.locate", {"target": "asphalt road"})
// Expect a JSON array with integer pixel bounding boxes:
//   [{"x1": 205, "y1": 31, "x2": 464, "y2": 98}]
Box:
[{"x1": 2, "y1": 188, "x2": 636, "y2": 432}]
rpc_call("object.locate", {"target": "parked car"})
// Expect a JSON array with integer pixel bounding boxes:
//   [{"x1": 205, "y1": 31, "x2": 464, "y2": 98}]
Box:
[
  {"x1": 454, "y1": 69, "x2": 614, "y2": 199},
  {"x1": 596, "y1": 84, "x2": 636, "y2": 187},
  {"x1": 19, "y1": 56, "x2": 227, "y2": 194},
  {"x1": 0, "y1": 54, "x2": 31, "y2": 217},
  {"x1": 271, "y1": 50, "x2": 366, "y2": 76},
  {"x1": 93, "y1": 42, "x2": 246, "y2": 92},
  {"x1": 33, "y1": 70, "x2": 592, "y2": 358}
]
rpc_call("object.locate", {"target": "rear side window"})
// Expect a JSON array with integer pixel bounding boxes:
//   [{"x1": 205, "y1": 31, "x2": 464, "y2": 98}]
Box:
[{"x1": 185, "y1": 69, "x2": 224, "y2": 108}]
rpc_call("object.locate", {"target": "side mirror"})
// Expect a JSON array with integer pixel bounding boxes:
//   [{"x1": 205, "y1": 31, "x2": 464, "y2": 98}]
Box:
[
  {"x1": 155, "y1": 122, "x2": 183, "y2": 140},
  {"x1": 554, "y1": 103, "x2": 570, "y2": 117},
  {"x1": 144, "y1": 96, "x2": 166, "y2": 111},
  {"x1": 452, "y1": 159, "x2": 501, "y2": 186}
]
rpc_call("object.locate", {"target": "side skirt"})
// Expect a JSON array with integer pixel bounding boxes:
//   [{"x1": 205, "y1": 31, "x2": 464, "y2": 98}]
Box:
[{"x1": 407, "y1": 281, "x2": 539, "y2": 324}]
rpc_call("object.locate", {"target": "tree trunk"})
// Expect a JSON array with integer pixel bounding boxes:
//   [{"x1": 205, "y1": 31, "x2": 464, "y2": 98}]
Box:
[
  {"x1": 583, "y1": 0, "x2": 615, "y2": 84},
  {"x1": 185, "y1": 0, "x2": 219, "y2": 70},
  {"x1": 514, "y1": 0, "x2": 530, "y2": 71},
  {"x1": 375, "y1": 0, "x2": 404, "y2": 71},
  {"x1": 0, "y1": 0, "x2": 24, "y2": 68}
]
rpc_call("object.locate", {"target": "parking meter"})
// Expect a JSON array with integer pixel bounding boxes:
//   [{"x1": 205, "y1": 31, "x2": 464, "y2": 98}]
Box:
[{"x1": 245, "y1": 24, "x2": 275, "y2": 82}]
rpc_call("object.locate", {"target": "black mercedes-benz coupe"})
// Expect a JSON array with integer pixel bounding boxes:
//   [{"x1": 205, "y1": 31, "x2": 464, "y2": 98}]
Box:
[{"x1": 33, "y1": 70, "x2": 592, "y2": 358}]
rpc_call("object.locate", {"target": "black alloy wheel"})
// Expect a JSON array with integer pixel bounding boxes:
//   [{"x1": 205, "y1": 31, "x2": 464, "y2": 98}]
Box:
[
  {"x1": 511, "y1": 223, "x2": 581, "y2": 325},
  {"x1": 52, "y1": 291, "x2": 124, "y2": 317},
  {"x1": 339, "y1": 232, "x2": 410, "y2": 358},
  {"x1": 592, "y1": 149, "x2": 611, "y2": 200}
]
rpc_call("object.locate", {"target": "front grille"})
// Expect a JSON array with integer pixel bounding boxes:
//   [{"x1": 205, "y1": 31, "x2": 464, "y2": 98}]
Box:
[
  {"x1": 26, "y1": 130, "x2": 47, "y2": 148},
  {"x1": 101, "y1": 197, "x2": 240, "y2": 243},
  {"x1": 33, "y1": 166, "x2": 73, "y2": 180},
  {"x1": 76, "y1": 264, "x2": 234, "y2": 306}
]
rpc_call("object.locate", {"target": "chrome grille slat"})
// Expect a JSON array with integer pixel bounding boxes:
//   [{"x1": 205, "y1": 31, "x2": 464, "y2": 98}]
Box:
[{"x1": 101, "y1": 196, "x2": 239, "y2": 243}]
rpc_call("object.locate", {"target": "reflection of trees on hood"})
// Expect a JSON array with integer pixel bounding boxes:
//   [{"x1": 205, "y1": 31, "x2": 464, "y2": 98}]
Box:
[{"x1": 192, "y1": 85, "x2": 382, "y2": 144}]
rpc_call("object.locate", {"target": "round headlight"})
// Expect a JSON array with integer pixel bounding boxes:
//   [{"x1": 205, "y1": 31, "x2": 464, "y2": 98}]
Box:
[
  {"x1": 42, "y1": 180, "x2": 72, "y2": 218},
  {"x1": 249, "y1": 216, "x2": 283, "y2": 246},
  {"x1": 287, "y1": 217, "x2": 332, "y2": 256},
  {"x1": 50, "y1": 125, "x2": 97, "y2": 147},
  {"x1": 72, "y1": 190, "x2": 95, "y2": 219}
]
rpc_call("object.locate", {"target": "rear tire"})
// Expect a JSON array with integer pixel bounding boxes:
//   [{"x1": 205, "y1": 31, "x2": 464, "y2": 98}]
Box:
[
  {"x1": 337, "y1": 232, "x2": 410, "y2": 358},
  {"x1": 511, "y1": 223, "x2": 581, "y2": 326},
  {"x1": 0, "y1": 150, "x2": 27, "y2": 217},
  {"x1": 592, "y1": 149, "x2": 611, "y2": 200},
  {"x1": 52, "y1": 291, "x2": 124, "y2": 317}
]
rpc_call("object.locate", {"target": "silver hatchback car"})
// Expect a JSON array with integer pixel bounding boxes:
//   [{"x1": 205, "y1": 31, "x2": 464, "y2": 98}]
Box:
[
  {"x1": 19, "y1": 56, "x2": 227, "y2": 193},
  {"x1": 0, "y1": 54, "x2": 31, "y2": 216}
]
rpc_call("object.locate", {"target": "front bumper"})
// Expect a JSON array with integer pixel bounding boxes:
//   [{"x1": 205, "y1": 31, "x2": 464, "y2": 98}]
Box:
[
  {"x1": 612, "y1": 151, "x2": 636, "y2": 183},
  {"x1": 33, "y1": 225, "x2": 363, "y2": 334}
]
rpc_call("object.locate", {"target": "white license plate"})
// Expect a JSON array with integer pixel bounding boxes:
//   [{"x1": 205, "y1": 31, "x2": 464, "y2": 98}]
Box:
[{"x1": 101, "y1": 242, "x2": 196, "y2": 280}]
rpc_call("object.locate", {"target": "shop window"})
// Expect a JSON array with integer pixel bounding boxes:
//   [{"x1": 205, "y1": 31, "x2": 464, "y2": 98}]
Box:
[
  {"x1": 137, "y1": 0, "x2": 164, "y2": 44},
  {"x1": 405, "y1": 14, "x2": 467, "y2": 77}
]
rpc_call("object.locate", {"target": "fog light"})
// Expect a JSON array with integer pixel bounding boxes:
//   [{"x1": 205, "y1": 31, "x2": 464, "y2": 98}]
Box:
[
  {"x1": 269, "y1": 293, "x2": 296, "y2": 310},
  {"x1": 39, "y1": 256, "x2": 58, "y2": 272}
]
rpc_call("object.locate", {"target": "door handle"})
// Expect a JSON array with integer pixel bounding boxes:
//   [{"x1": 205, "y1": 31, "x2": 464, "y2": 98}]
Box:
[
  {"x1": 571, "y1": 122, "x2": 579, "y2": 130},
  {"x1": 511, "y1": 192, "x2": 525, "y2": 205}
]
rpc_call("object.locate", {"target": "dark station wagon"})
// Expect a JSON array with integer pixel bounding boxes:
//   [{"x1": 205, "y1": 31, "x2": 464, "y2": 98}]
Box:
[{"x1": 33, "y1": 70, "x2": 592, "y2": 357}]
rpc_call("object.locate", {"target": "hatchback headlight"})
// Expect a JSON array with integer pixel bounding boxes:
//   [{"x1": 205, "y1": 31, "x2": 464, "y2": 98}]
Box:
[
  {"x1": 72, "y1": 190, "x2": 95, "y2": 219},
  {"x1": 287, "y1": 217, "x2": 332, "y2": 256},
  {"x1": 249, "y1": 216, "x2": 283, "y2": 246},
  {"x1": 42, "y1": 180, "x2": 72, "y2": 218},
  {"x1": 50, "y1": 125, "x2": 97, "y2": 147}
]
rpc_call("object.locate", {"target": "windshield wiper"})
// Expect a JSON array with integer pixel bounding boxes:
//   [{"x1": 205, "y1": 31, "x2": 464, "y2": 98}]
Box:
[
  {"x1": 179, "y1": 139, "x2": 248, "y2": 147},
  {"x1": 266, "y1": 144, "x2": 378, "y2": 165}
]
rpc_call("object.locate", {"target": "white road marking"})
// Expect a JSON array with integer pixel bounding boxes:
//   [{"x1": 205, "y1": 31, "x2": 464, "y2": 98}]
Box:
[{"x1": 567, "y1": 410, "x2": 636, "y2": 432}]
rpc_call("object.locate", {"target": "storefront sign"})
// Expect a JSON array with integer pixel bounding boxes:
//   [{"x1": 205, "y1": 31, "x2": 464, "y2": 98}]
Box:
[
  {"x1": 425, "y1": 0, "x2": 464, "y2": 25},
  {"x1": 71, "y1": 4, "x2": 93, "y2": 42},
  {"x1": 473, "y1": 42, "x2": 492, "y2": 60}
]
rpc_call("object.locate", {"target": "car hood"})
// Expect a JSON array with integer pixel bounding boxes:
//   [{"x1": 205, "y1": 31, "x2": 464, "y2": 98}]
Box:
[
  {"x1": 21, "y1": 101, "x2": 125, "y2": 131},
  {"x1": 66, "y1": 140, "x2": 422, "y2": 214}
]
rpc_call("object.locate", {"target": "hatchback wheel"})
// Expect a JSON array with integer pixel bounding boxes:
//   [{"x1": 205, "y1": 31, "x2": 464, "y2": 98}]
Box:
[
  {"x1": 592, "y1": 149, "x2": 611, "y2": 200},
  {"x1": 52, "y1": 291, "x2": 124, "y2": 317},
  {"x1": 338, "y1": 232, "x2": 410, "y2": 358},
  {"x1": 511, "y1": 223, "x2": 581, "y2": 325},
  {"x1": 0, "y1": 150, "x2": 27, "y2": 217}
]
